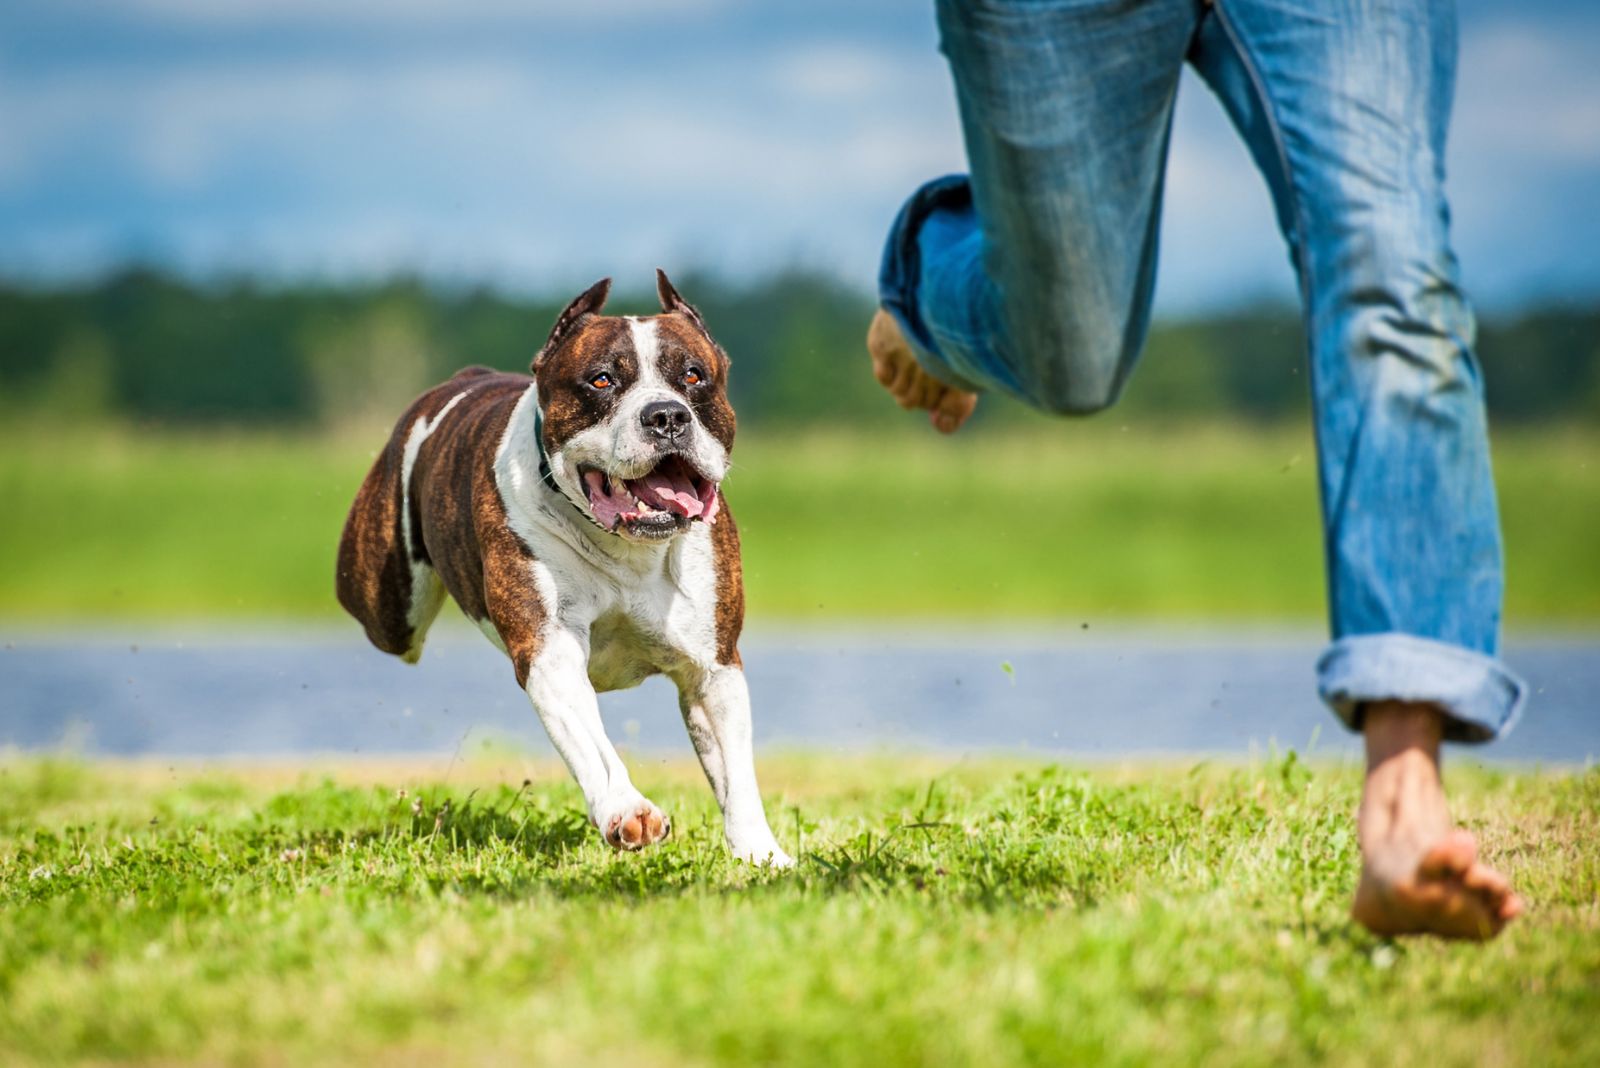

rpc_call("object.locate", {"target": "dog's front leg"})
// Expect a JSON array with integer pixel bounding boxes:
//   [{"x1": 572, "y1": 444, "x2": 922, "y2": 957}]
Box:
[
  {"x1": 524, "y1": 627, "x2": 669, "y2": 851},
  {"x1": 677, "y1": 666, "x2": 793, "y2": 867}
]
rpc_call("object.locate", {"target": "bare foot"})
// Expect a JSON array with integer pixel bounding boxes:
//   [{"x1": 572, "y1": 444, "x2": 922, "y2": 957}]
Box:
[
  {"x1": 1352, "y1": 701, "x2": 1524, "y2": 940},
  {"x1": 867, "y1": 308, "x2": 978, "y2": 434}
]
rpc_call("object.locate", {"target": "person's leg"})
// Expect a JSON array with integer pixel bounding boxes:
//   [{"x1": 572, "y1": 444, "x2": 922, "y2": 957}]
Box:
[
  {"x1": 1189, "y1": 0, "x2": 1526, "y2": 937},
  {"x1": 874, "y1": 0, "x2": 1202, "y2": 431}
]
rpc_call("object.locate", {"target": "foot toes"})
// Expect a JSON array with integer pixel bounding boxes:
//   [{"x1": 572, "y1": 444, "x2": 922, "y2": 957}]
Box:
[
  {"x1": 871, "y1": 351, "x2": 896, "y2": 388},
  {"x1": 869, "y1": 308, "x2": 979, "y2": 429},
  {"x1": 930, "y1": 388, "x2": 977, "y2": 434},
  {"x1": 888, "y1": 358, "x2": 918, "y2": 399},
  {"x1": 1418, "y1": 829, "x2": 1478, "y2": 879},
  {"x1": 1460, "y1": 860, "x2": 1526, "y2": 931},
  {"x1": 1462, "y1": 859, "x2": 1511, "y2": 904},
  {"x1": 1355, "y1": 833, "x2": 1522, "y2": 940}
]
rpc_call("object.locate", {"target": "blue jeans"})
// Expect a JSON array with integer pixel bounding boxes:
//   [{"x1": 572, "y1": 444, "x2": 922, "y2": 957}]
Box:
[{"x1": 880, "y1": 0, "x2": 1525, "y2": 742}]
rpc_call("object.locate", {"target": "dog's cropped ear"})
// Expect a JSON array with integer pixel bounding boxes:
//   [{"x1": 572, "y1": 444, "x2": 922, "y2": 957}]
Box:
[
  {"x1": 656, "y1": 268, "x2": 708, "y2": 335},
  {"x1": 533, "y1": 277, "x2": 611, "y2": 371}
]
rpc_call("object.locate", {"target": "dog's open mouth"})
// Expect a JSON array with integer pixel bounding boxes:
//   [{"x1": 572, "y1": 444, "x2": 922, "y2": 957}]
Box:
[{"x1": 579, "y1": 455, "x2": 720, "y2": 535}]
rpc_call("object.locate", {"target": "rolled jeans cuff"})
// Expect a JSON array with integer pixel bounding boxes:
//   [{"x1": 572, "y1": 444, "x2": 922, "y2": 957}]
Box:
[
  {"x1": 877, "y1": 173, "x2": 986, "y2": 393},
  {"x1": 1317, "y1": 632, "x2": 1527, "y2": 744}
]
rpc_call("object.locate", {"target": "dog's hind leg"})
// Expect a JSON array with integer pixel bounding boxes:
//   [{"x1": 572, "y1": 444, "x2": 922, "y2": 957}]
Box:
[
  {"x1": 338, "y1": 385, "x2": 479, "y2": 661},
  {"x1": 398, "y1": 564, "x2": 446, "y2": 663},
  {"x1": 337, "y1": 437, "x2": 419, "y2": 656},
  {"x1": 336, "y1": 433, "x2": 446, "y2": 661}
]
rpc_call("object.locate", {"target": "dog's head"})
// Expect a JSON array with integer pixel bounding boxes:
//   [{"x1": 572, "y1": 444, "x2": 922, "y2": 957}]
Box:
[{"x1": 533, "y1": 270, "x2": 735, "y2": 542}]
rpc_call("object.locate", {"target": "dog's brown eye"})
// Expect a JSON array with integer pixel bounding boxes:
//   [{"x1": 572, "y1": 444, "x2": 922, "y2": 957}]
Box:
[
  {"x1": 683, "y1": 366, "x2": 703, "y2": 386},
  {"x1": 589, "y1": 372, "x2": 614, "y2": 389}
]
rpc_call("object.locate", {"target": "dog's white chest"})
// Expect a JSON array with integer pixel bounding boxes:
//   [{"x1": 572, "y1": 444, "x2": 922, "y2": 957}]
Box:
[
  {"x1": 581, "y1": 533, "x2": 721, "y2": 691},
  {"x1": 505, "y1": 515, "x2": 718, "y2": 694},
  {"x1": 585, "y1": 611, "x2": 668, "y2": 692}
]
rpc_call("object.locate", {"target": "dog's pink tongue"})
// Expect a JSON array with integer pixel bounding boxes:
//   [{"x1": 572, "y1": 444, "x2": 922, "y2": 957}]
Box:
[{"x1": 635, "y1": 468, "x2": 704, "y2": 518}]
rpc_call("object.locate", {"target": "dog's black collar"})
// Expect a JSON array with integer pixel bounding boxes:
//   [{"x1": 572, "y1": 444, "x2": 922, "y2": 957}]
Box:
[{"x1": 531, "y1": 401, "x2": 561, "y2": 496}]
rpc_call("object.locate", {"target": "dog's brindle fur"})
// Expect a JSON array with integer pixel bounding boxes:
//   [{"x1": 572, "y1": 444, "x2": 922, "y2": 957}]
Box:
[{"x1": 336, "y1": 272, "x2": 790, "y2": 863}]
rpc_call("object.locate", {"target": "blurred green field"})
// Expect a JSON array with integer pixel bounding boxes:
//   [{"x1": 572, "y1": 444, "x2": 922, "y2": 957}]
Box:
[{"x1": 0, "y1": 422, "x2": 1595, "y2": 623}]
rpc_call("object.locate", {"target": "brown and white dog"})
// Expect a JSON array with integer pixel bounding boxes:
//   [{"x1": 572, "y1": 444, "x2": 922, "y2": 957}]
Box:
[{"x1": 335, "y1": 271, "x2": 792, "y2": 865}]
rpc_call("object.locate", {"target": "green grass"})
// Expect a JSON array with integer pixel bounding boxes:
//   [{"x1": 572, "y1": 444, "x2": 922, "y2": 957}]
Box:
[
  {"x1": 1, "y1": 754, "x2": 1596, "y2": 1066},
  {"x1": 0, "y1": 422, "x2": 1596, "y2": 623}
]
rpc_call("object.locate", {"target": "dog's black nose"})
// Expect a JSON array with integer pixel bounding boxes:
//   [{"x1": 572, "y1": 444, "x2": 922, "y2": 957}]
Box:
[{"x1": 640, "y1": 399, "x2": 692, "y2": 439}]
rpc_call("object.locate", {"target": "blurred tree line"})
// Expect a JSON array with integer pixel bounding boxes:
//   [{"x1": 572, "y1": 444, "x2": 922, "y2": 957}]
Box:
[{"x1": 1, "y1": 267, "x2": 1595, "y2": 429}]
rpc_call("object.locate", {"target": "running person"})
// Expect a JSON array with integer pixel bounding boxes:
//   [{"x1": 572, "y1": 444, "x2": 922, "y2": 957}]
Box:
[{"x1": 869, "y1": 0, "x2": 1525, "y2": 939}]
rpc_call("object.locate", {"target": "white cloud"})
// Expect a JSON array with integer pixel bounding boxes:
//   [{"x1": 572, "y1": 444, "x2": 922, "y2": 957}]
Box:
[
  {"x1": 0, "y1": 6, "x2": 1595, "y2": 306},
  {"x1": 63, "y1": 0, "x2": 729, "y2": 28},
  {"x1": 772, "y1": 43, "x2": 906, "y2": 102},
  {"x1": 0, "y1": 59, "x2": 555, "y2": 192},
  {"x1": 0, "y1": 40, "x2": 966, "y2": 287},
  {"x1": 0, "y1": 40, "x2": 963, "y2": 197}
]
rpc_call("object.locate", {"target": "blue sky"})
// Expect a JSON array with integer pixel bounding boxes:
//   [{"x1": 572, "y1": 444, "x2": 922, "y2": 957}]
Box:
[{"x1": 1, "y1": 0, "x2": 1596, "y2": 311}]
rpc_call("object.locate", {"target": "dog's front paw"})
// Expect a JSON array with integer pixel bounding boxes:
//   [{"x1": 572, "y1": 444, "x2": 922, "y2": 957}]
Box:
[
  {"x1": 597, "y1": 796, "x2": 671, "y2": 852},
  {"x1": 730, "y1": 837, "x2": 795, "y2": 869}
]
